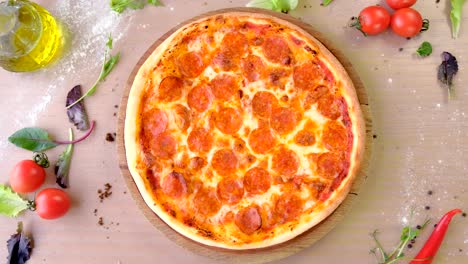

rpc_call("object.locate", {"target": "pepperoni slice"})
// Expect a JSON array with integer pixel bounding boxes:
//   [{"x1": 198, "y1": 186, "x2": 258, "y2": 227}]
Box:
[
  {"x1": 142, "y1": 108, "x2": 168, "y2": 138},
  {"x1": 216, "y1": 178, "x2": 244, "y2": 205},
  {"x1": 317, "y1": 94, "x2": 341, "y2": 120},
  {"x1": 173, "y1": 104, "x2": 191, "y2": 132},
  {"x1": 158, "y1": 76, "x2": 183, "y2": 102},
  {"x1": 293, "y1": 61, "x2": 325, "y2": 90},
  {"x1": 235, "y1": 206, "x2": 262, "y2": 235},
  {"x1": 304, "y1": 85, "x2": 329, "y2": 110},
  {"x1": 260, "y1": 204, "x2": 277, "y2": 231},
  {"x1": 151, "y1": 132, "x2": 177, "y2": 160},
  {"x1": 210, "y1": 74, "x2": 238, "y2": 101},
  {"x1": 295, "y1": 130, "x2": 316, "y2": 146},
  {"x1": 187, "y1": 127, "x2": 213, "y2": 153},
  {"x1": 214, "y1": 107, "x2": 242, "y2": 134},
  {"x1": 272, "y1": 147, "x2": 299, "y2": 178},
  {"x1": 244, "y1": 167, "x2": 271, "y2": 195},
  {"x1": 213, "y1": 51, "x2": 238, "y2": 72},
  {"x1": 271, "y1": 107, "x2": 298, "y2": 135},
  {"x1": 241, "y1": 54, "x2": 265, "y2": 82},
  {"x1": 193, "y1": 187, "x2": 221, "y2": 217},
  {"x1": 221, "y1": 31, "x2": 248, "y2": 57},
  {"x1": 248, "y1": 127, "x2": 277, "y2": 154},
  {"x1": 274, "y1": 193, "x2": 303, "y2": 223},
  {"x1": 189, "y1": 157, "x2": 206, "y2": 171},
  {"x1": 252, "y1": 91, "x2": 278, "y2": 119},
  {"x1": 316, "y1": 152, "x2": 344, "y2": 179},
  {"x1": 177, "y1": 51, "x2": 205, "y2": 78},
  {"x1": 187, "y1": 85, "x2": 213, "y2": 112},
  {"x1": 212, "y1": 149, "x2": 238, "y2": 176},
  {"x1": 322, "y1": 121, "x2": 348, "y2": 151},
  {"x1": 161, "y1": 171, "x2": 187, "y2": 198},
  {"x1": 262, "y1": 35, "x2": 292, "y2": 65}
]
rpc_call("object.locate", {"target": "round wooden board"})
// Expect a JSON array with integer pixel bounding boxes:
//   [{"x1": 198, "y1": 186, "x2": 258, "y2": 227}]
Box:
[{"x1": 117, "y1": 7, "x2": 373, "y2": 264}]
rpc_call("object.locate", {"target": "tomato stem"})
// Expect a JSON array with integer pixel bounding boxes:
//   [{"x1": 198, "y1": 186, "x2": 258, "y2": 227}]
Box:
[
  {"x1": 348, "y1": 16, "x2": 368, "y2": 36},
  {"x1": 27, "y1": 200, "x2": 36, "y2": 211},
  {"x1": 421, "y1": 19, "x2": 430, "y2": 32},
  {"x1": 54, "y1": 121, "x2": 96, "y2": 145},
  {"x1": 32, "y1": 152, "x2": 50, "y2": 168}
]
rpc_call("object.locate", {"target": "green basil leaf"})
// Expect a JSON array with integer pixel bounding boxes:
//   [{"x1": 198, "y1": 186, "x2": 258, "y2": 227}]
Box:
[
  {"x1": 322, "y1": 0, "x2": 334, "y2": 6},
  {"x1": 0, "y1": 185, "x2": 29, "y2": 217},
  {"x1": 148, "y1": 0, "x2": 163, "y2": 6},
  {"x1": 450, "y1": 0, "x2": 466, "y2": 39},
  {"x1": 8, "y1": 127, "x2": 58, "y2": 152},
  {"x1": 277, "y1": 0, "x2": 298, "y2": 12},
  {"x1": 246, "y1": 0, "x2": 275, "y2": 10},
  {"x1": 416, "y1": 41, "x2": 432, "y2": 57}
]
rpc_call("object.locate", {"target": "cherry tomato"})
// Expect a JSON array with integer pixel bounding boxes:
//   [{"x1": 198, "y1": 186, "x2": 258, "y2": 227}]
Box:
[
  {"x1": 386, "y1": 0, "x2": 417, "y2": 10},
  {"x1": 9, "y1": 160, "x2": 46, "y2": 193},
  {"x1": 35, "y1": 188, "x2": 71, "y2": 220},
  {"x1": 356, "y1": 6, "x2": 391, "y2": 35},
  {"x1": 391, "y1": 8, "x2": 423, "y2": 37}
]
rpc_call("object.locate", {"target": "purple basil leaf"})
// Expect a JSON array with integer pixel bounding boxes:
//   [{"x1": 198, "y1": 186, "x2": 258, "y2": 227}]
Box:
[
  {"x1": 7, "y1": 222, "x2": 32, "y2": 264},
  {"x1": 66, "y1": 85, "x2": 89, "y2": 131},
  {"x1": 438, "y1": 51, "x2": 458, "y2": 87}
]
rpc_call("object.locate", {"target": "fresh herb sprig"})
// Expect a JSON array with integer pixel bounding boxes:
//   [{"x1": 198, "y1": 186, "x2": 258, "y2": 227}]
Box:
[
  {"x1": 110, "y1": 0, "x2": 163, "y2": 14},
  {"x1": 370, "y1": 217, "x2": 431, "y2": 264},
  {"x1": 8, "y1": 121, "x2": 96, "y2": 152},
  {"x1": 66, "y1": 36, "x2": 120, "y2": 109},
  {"x1": 246, "y1": 0, "x2": 298, "y2": 13},
  {"x1": 0, "y1": 185, "x2": 30, "y2": 217},
  {"x1": 416, "y1": 41, "x2": 432, "y2": 57}
]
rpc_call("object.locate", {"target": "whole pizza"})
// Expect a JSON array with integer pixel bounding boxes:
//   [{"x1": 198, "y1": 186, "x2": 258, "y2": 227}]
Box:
[{"x1": 124, "y1": 11, "x2": 365, "y2": 249}]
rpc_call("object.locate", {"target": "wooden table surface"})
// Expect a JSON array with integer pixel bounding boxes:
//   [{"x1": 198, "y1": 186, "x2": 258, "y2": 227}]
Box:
[{"x1": 0, "y1": 1, "x2": 467, "y2": 263}]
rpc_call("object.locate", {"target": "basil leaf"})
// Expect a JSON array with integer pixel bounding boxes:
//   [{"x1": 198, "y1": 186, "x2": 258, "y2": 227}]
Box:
[
  {"x1": 99, "y1": 52, "x2": 121, "y2": 84},
  {"x1": 0, "y1": 185, "x2": 29, "y2": 217},
  {"x1": 55, "y1": 129, "x2": 74, "y2": 189},
  {"x1": 246, "y1": 0, "x2": 298, "y2": 13},
  {"x1": 246, "y1": 0, "x2": 275, "y2": 10},
  {"x1": 450, "y1": 0, "x2": 465, "y2": 39},
  {"x1": 7, "y1": 222, "x2": 32, "y2": 264},
  {"x1": 66, "y1": 85, "x2": 89, "y2": 131},
  {"x1": 110, "y1": 0, "x2": 162, "y2": 13},
  {"x1": 438, "y1": 52, "x2": 458, "y2": 86},
  {"x1": 322, "y1": 0, "x2": 334, "y2": 6},
  {"x1": 8, "y1": 128, "x2": 58, "y2": 152},
  {"x1": 416, "y1": 41, "x2": 432, "y2": 57}
]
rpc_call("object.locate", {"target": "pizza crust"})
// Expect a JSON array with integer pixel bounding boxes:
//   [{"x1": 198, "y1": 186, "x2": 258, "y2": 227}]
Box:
[{"x1": 125, "y1": 11, "x2": 365, "y2": 250}]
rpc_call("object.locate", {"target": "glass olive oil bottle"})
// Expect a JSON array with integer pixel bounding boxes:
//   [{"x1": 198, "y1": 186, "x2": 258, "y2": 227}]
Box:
[{"x1": 0, "y1": 0, "x2": 64, "y2": 72}]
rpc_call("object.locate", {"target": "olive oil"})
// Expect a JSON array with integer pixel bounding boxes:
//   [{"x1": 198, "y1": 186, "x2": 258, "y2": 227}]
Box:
[{"x1": 0, "y1": 0, "x2": 64, "y2": 72}]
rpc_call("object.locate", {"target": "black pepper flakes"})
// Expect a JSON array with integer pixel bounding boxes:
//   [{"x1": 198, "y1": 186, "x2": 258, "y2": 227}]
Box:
[
  {"x1": 462, "y1": 212, "x2": 467, "y2": 217},
  {"x1": 427, "y1": 190, "x2": 433, "y2": 195},
  {"x1": 416, "y1": 225, "x2": 422, "y2": 229},
  {"x1": 399, "y1": 48, "x2": 404, "y2": 52},
  {"x1": 373, "y1": 134, "x2": 377, "y2": 139},
  {"x1": 98, "y1": 217, "x2": 104, "y2": 226},
  {"x1": 425, "y1": 206, "x2": 431, "y2": 210},
  {"x1": 98, "y1": 183, "x2": 113, "y2": 202},
  {"x1": 407, "y1": 244, "x2": 413, "y2": 248}
]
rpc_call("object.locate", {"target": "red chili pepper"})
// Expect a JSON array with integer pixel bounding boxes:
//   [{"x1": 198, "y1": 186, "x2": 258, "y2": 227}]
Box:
[{"x1": 409, "y1": 209, "x2": 462, "y2": 264}]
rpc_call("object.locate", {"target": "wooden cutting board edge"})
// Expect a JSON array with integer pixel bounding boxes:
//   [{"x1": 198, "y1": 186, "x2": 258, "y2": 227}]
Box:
[{"x1": 116, "y1": 7, "x2": 373, "y2": 264}]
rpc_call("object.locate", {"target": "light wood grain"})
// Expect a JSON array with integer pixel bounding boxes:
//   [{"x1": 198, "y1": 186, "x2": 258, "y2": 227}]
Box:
[{"x1": 116, "y1": 7, "x2": 372, "y2": 264}]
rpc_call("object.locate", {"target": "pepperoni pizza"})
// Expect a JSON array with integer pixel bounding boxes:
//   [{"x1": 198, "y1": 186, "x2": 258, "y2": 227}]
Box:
[{"x1": 124, "y1": 12, "x2": 365, "y2": 249}]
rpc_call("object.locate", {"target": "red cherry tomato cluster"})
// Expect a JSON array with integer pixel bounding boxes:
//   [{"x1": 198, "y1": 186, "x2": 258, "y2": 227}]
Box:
[
  {"x1": 9, "y1": 155, "x2": 70, "y2": 220},
  {"x1": 351, "y1": 0, "x2": 427, "y2": 38}
]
